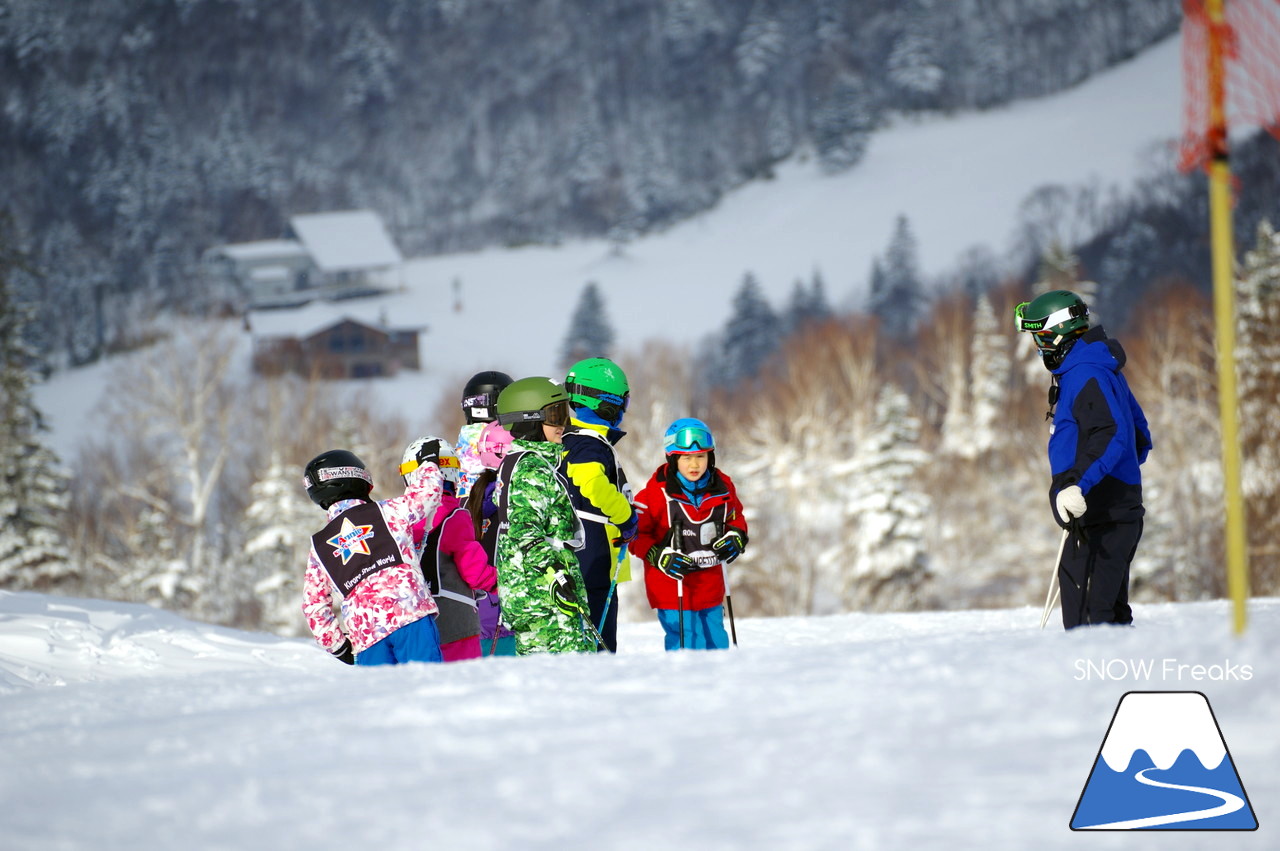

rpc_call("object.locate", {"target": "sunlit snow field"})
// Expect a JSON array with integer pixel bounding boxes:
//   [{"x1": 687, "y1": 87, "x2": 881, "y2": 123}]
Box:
[{"x1": 0, "y1": 590, "x2": 1274, "y2": 849}]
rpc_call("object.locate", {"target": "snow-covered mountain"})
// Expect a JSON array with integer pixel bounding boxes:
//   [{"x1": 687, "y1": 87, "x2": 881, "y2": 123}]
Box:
[
  {"x1": 33, "y1": 33, "x2": 1184, "y2": 457},
  {"x1": 1, "y1": 590, "x2": 1275, "y2": 848}
]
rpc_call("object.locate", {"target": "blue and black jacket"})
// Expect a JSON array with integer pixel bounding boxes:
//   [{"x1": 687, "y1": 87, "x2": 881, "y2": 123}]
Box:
[{"x1": 1048, "y1": 326, "x2": 1152, "y2": 527}]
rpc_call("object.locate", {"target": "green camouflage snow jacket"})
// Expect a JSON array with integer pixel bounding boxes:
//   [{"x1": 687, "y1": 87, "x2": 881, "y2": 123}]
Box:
[{"x1": 492, "y1": 439, "x2": 595, "y2": 654}]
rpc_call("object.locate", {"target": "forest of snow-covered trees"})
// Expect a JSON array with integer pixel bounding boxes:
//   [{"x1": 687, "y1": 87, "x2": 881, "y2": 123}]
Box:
[
  {"x1": 1, "y1": 0, "x2": 1180, "y2": 366},
  {"x1": 4, "y1": 210, "x2": 1279, "y2": 633},
  {"x1": 4, "y1": 0, "x2": 1280, "y2": 635}
]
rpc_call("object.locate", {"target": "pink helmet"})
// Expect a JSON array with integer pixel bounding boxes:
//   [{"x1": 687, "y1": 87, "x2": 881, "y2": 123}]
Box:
[{"x1": 477, "y1": 421, "x2": 514, "y2": 469}]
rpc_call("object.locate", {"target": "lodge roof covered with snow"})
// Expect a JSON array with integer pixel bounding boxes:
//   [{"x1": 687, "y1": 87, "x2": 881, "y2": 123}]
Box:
[
  {"x1": 289, "y1": 210, "x2": 403, "y2": 272},
  {"x1": 207, "y1": 239, "x2": 309, "y2": 262},
  {"x1": 247, "y1": 296, "x2": 426, "y2": 340}
]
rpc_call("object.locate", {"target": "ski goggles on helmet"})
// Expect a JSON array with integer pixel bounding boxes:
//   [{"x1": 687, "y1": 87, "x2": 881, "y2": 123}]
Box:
[
  {"x1": 1015, "y1": 301, "x2": 1088, "y2": 334},
  {"x1": 541, "y1": 399, "x2": 571, "y2": 426},
  {"x1": 566, "y1": 382, "x2": 630, "y2": 421},
  {"x1": 497, "y1": 399, "x2": 571, "y2": 428},
  {"x1": 665, "y1": 425, "x2": 714, "y2": 454},
  {"x1": 461, "y1": 393, "x2": 496, "y2": 419},
  {"x1": 1015, "y1": 301, "x2": 1088, "y2": 352},
  {"x1": 398, "y1": 453, "x2": 460, "y2": 477}
]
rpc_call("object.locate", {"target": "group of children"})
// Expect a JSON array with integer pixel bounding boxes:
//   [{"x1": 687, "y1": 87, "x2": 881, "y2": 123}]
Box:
[{"x1": 300, "y1": 358, "x2": 750, "y2": 665}]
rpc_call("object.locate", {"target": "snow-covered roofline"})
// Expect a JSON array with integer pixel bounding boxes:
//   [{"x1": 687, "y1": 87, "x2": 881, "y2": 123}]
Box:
[
  {"x1": 248, "y1": 299, "x2": 424, "y2": 340},
  {"x1": 289, "y1": 210, "x2": 403, "y2": 272},
  {"x1": 205, "y1": 239, "x2": 309, "y2": 262}
]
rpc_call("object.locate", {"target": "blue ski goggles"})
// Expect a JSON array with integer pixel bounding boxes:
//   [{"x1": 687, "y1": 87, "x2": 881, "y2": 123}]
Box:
[{"x1": 664, "y1": 425, "x2": 714, "y2": 454}]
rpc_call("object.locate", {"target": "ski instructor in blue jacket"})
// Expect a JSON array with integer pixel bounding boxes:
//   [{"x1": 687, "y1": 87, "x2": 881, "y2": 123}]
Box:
[{"x1": 1016, "y1": 290, "x2": 1152, "y2": 629}]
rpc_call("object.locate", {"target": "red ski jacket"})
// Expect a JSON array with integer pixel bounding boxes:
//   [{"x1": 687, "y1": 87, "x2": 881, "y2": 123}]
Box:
[{"x1": 631, "y1": 463, "x2": 747, "y2": 611}]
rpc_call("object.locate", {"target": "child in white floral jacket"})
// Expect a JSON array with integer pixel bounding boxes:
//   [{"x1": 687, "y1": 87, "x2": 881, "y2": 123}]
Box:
[{"x1": 301, "y1": 449, "x2": 444, "y2": 666}]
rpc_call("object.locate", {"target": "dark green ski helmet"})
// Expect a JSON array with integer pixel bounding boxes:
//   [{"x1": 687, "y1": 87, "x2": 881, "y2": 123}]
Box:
[
  {"x1": 1015, "y1": 290, "x2": 1090, "y2": 368},
  {"x1": 496, "y1": 377, "x2": 571, "y2": 440}
]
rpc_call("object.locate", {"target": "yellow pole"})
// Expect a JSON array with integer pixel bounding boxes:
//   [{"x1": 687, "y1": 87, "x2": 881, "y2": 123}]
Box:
[{"x1": 1205, "y1": 0, "x2": 1250, "y2": 634}]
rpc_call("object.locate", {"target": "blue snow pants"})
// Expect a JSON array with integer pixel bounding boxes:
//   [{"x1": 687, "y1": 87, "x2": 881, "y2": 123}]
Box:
[
  {"x1": 656, "y1": 605, "x2": 729, "y2": 651},
  {"x1": 355, "y1": 615, "x2": 444, "y2": 666},
  {"x1": 482, "y1": 635, "x2": 518, "y2": 657}
]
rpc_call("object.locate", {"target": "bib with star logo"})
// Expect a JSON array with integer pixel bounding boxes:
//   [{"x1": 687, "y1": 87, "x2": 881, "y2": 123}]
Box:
[{"x1": 312, "y1": 503, "x2": 401, "y2": 598}]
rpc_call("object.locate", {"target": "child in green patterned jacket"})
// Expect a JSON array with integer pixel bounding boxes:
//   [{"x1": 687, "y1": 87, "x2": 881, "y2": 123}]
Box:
[{"x1": 490, "y1": 377, "x2": 597, "y2": 655}]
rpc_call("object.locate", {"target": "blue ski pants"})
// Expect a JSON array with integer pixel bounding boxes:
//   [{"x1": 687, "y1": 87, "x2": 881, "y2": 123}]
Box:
[
  {"x1": 355, "y1": 615, "x2": 444, "y2": 666},
  {"x1": 656, "y1": 605, "x2": 729, "y2": 651}
]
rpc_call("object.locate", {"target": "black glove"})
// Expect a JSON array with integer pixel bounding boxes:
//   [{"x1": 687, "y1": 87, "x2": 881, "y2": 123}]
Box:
[
  {"x1": 548, "y1": 569, "x2": 584, "y2": 617},
  {"x1": 645, "y1": 528, "x2": 675, "y2": 565},
  {"x1": 656, "y1": 547, "x2": 699, "y2": 579},
  {"x1": 712, "y1": 529, "x2": 747, "y2": 564},
  {"x1": 332, "y1": 639, "x2": 355, "y2": 666}
]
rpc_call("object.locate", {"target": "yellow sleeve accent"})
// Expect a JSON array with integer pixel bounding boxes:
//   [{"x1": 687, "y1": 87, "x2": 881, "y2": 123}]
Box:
[{"x1": 566, "y1": 459, "x2": 632, "y2": 524}]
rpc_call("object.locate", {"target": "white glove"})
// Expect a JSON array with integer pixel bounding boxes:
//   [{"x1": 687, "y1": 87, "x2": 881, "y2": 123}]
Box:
[{"x1": 1055, "y1": 485, "x2": 1087, "y2": 522}]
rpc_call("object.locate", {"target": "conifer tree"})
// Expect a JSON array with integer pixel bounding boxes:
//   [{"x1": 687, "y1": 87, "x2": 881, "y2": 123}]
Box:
[
  {"x1": 786, "y1": 270, "x2": 832, "y2": 332},
  {"x1": 1237, "y1": 220, "x2": 1280, "y2": 591},
  {"x1": 720, "y1": 272, "x2": 781, "y2": 387},
  {"x1": 243, "y1": 452, "x2": 314, "y2": 636},
  {"x1": 0, "y1": 219, "x2": 74, "y2": 590},
  {"x1": 840, "y1": 383, "x2": 931, "y2": 610},
  {"x1": 559, "y1": 281, "x2": 615, "y2": 368},
  {"x1": 869, "y1": 215, "x2": 925, "y2": 341},
  {"x1": 968, "y1": 293, "x2": 1010, "y2": 456}
]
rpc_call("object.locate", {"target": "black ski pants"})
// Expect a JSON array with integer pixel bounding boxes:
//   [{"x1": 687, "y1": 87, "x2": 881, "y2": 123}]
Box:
[
  {"x1": 1057, "y1": 519, "x2": 1143, "y2": 629},
  {"x1": 587, "y1": 585, "x2": 618, "y2": 653}
]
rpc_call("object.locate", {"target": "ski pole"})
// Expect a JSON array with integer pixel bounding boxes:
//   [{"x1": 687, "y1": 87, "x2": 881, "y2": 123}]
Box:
[
  {"x1": 1040, "y1": 528, "x2": 1069, "y2": 629},
  {"x1": 580, "y1": 610, "x2": 607, "y2": 650},
  {"x1": 722, "y1": 556, "x2": 739, "y2": 647},
  {"x1": 597, "y1": 543, "x2": 626, "y2": 636},
  {"x1": 489, "y1": 596, "x2": 505, "y2": 656},
  {"x1": 677, "y1": 577, "x2": 685, "y2": 649}
]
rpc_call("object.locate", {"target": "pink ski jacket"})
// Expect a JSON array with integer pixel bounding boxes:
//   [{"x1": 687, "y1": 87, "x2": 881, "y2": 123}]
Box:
[{"x1": 411, "y1": 492, "x2": 499, "y2": 595}]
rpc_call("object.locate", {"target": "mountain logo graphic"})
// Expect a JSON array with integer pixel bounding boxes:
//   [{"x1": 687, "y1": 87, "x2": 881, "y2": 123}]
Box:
[{"x1": 1071, "y1": 691, "x2": 1258, "y2": 831}]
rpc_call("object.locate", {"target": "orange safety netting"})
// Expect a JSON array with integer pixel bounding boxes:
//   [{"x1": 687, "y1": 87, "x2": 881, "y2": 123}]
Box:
[{"x1": 1180, "y1": 0, "x2": 1280, "y2": 172}]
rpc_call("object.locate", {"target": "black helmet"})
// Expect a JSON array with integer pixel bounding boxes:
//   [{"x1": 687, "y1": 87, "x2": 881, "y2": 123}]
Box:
[
  {"x1": 461, "y1": 370, "x2": 515, "y2": 424},
  {"x1": 303, "y1": 449, "x2": 373, "y2": 509}
]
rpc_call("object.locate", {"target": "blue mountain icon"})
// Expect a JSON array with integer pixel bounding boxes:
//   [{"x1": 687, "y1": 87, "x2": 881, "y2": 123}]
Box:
[{"x1": 1071, "y1": 692, "x2": 1258, "y2": 830}]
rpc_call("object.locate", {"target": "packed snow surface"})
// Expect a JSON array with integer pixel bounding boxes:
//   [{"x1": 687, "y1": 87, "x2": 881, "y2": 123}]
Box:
[{"x1": 1, "y1": 591, "x2": 1274, "y2": 849}]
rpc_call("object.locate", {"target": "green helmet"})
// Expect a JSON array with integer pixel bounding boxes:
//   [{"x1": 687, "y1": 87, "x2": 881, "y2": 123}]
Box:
[
  {"x1": 1015, "y1": 290, "x2": 1090, "y2": 367},
  {"x1": 496, "y1": 376, "x2": 571, "y2": 440},
  {"x1": 564, "y1": 357, "x2": 630, "y2": 423}
]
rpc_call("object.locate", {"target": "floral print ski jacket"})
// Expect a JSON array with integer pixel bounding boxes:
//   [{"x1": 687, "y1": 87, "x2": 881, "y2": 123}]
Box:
[{"x1": 302, "y1": 465, "x2": 444, "y2": 655}]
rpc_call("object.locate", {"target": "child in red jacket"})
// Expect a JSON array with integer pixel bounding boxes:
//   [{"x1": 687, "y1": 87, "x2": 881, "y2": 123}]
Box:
[{"x1": 631, "y1": 418, "x2": 748, "y2": 650}]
